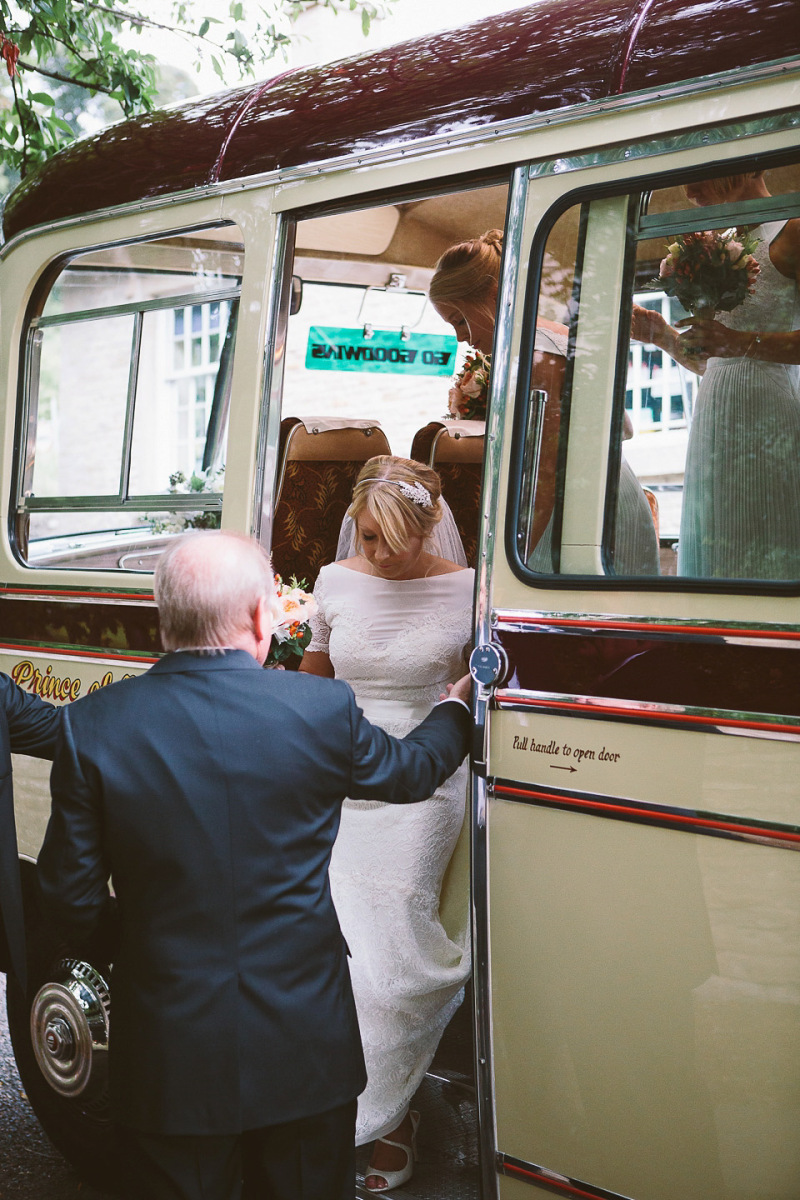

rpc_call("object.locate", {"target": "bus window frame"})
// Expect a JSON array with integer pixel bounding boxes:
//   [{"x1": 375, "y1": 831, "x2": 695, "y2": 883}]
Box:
[
  {"x1": 10, "y1": 222, "x2": 243, "y2": 569},
  {"x1": 506, "y1": 146, "x2": 800, "y2": 597},
  {"x1": 252, "y1": 170, "x2": 516, "y2": 547}
]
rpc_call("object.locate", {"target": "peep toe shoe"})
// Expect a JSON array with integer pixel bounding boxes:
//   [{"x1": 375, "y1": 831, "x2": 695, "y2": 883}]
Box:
[{"x1": 365, "y1": 1110, "x2": 420, "y2": 1193}]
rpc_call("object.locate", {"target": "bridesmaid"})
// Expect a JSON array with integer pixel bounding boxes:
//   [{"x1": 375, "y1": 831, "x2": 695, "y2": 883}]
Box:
[
  {"x1": 431, "y1": 228, "x2": 659, "y2": 574},
  {"x1": 631, "y1": 171, "x2": 800, "y2": 579}
]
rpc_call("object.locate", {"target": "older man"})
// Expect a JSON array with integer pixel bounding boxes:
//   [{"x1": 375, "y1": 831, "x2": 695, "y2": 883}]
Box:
[{"x1": 37, "y1": 531, "x2": 470, "y2": 1200}]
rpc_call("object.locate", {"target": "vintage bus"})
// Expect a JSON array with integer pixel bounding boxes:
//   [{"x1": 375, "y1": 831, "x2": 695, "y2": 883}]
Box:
[{"x1": 1, "y1": 0, "x2": 799, "y2": 1196}]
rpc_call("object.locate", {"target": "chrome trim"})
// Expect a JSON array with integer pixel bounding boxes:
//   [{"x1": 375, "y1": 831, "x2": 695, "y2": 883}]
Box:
[
  {"x1": 494, "y1": 689, "x2": 800, "y2": 741},
  {"x1": 498, "y1": 1151, "x2": 636, "y2": 1199},
  {"x1": 471, "y1": 770, "x2": 498, "y2": 1200},
  {"x1": 24, "y1": 493, "x2": 223, "y2": 513},
  {"x1": 254, "y1": 215, "x2": 295, "y2": 543},
  {"x1": 529, "y1": 104, "x2": 800, "y2": 179},
  {"x1": 117, "y1": 549, "x2": 164, "y2": 570},
  {"x1": 20, "y1": 327, "x2": 43, "y2": 499},
  {"x1": 0, "y1": 588, "x2": 155, "y2": 605},
  {"x1": 119, "y1": 311, "x2": 142, "y2": 498},
  {"x1": 480, "y1": 165, "x2": 527, "y2": 632},
  {"x1": 491, "y1": 781, "x2": 800, "y2": 851},
  {"x1": 490, "y1": 609, "x2": 800, "y2": 648},
  {"x1": 495, "y1": 623, "x2": 800, "y2": 651},
  {"x1": 4, "y1": 60, "x2": 799, "y2": 259},
  {"x1": 471, "y1": 170, "x2": 527, "y2": 1200},
  {"x1": 32, "y1": 284, "x2": 241, "y2": 328},
  {"x1": 518, "y1": 388, "x2": 548, "y2": 563},
  {"x1": 639, "y1": 189, "x2": 800, "y2": 238}
]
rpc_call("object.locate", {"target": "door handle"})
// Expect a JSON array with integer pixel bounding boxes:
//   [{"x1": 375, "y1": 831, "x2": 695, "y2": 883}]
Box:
[{"x1": 469, "y1": 644, "x2": 509, "y2": 774}]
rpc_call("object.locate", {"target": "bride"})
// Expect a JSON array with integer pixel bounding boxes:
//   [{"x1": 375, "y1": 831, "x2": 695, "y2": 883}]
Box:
[{"x1": 300, "y1": 454, "x2": 472, "y2": 1193}]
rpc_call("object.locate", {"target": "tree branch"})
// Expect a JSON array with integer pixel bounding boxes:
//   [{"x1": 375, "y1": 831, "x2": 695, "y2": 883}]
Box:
[
  {"x1": 73, "y1": 0, "x2": 219, "y2": 42},
  {"x1": 17, "y1": 57, "x2": 120, "y2": 96}
]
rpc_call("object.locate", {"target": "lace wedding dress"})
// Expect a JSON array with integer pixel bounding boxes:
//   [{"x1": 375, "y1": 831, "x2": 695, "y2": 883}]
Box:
[
  {"x1": 679, "y1": 220, "x2": 800, "y2": 579},
  {"x1": 308, "y1": 562, "x2": 473, "y2": 1145}
]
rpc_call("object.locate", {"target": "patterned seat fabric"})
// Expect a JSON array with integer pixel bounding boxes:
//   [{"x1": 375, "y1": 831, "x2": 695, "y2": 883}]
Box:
[
  {"x1": 271, "y1": 418, "x2": 391, "y2": 585},
  {"x1": 410, "y1": 422, "x2": 484, "y2": 569}
]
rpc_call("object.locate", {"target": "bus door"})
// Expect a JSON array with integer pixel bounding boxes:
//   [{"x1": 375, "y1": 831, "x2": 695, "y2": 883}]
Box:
[{"x1": 473, "y1": 139, "x2": 800, "y2": 1200}]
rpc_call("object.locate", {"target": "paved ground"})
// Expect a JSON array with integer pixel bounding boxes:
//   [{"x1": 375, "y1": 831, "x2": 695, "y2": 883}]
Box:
[{"x1": 0, "y1": 975, "x2": 115, "y2": 1199}]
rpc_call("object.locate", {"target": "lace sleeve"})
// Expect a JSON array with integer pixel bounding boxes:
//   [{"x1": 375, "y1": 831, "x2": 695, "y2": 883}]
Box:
[{"x1": 307, "y1": 573, "x2": 332, "y2": 655}]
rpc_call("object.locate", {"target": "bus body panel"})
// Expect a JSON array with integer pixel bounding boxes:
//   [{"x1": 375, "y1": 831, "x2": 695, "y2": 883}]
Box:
[
  {"x1": 0, "y1": 2, "x2": 799, "y2": 1195},
  {"x1": 489, "y1": 800, "x2": 800, "y2": 1200}
]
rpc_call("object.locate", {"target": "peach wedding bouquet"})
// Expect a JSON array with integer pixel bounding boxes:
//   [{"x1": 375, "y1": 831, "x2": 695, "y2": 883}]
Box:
[
  {"x1": 446, "y1": 350, "x2": 491, "y2": 420},
  {"x1": 267, "y1": 577, "x2": 317, "y2": 667}
]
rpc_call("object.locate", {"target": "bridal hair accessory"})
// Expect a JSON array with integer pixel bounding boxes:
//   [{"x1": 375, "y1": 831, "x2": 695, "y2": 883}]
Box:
[
  {"x1": 397, "y1": 480, "x2": 433, "y2": 508},
  {"x1": 371, "y1": 478, "x2": 433, "y2": 508}
]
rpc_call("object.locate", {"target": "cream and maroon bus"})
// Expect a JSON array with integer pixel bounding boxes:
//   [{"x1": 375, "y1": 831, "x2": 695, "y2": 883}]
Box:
[{"x1": 1, "y1": 0, "x2": 799, "y2": 1196}]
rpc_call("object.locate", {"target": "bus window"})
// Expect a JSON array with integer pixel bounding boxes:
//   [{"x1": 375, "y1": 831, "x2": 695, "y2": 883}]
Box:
[
  {"x1": 16, "y1": 226, "x2": 243, "y2": 570},
  {"x1": 270, "y1": 183, "x2": 509, "y2": 581},
  {"x1": 517, "y1": 160, "x2": 800, "y2": 585}
]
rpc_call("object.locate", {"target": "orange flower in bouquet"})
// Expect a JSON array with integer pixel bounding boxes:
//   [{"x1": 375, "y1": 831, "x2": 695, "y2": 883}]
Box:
[
  {"x1": 446, "y1": 350, "x2": 490, "y2": 421},
  {"x1": 267, "y1": 577, "x2": 317, "y2": 667}
]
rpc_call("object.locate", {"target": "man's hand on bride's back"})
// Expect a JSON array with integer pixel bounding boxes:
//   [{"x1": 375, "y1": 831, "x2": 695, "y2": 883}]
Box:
[{"x1": 441, "y1": 675, "x2": 471, "y2": 705}]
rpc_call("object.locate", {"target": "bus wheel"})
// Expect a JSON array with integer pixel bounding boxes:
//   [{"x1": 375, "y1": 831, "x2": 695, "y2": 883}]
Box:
[{"x1": 5, "y1": 923, "x2": 122, "y2": 1190}]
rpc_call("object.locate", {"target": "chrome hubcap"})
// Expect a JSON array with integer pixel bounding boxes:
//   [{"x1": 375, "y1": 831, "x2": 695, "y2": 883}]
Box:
[{"x1": 31, "y1": 959, "x2": 111, "y2": 1099}]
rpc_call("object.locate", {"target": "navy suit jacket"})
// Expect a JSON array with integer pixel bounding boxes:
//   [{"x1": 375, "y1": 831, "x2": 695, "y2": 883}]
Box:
[
  {"x1": 38, "y1": 650, "x2": 470, "y2": 1136},
  {"x1": 0, "y1": 674, "x2": 60, "y2": 992}
]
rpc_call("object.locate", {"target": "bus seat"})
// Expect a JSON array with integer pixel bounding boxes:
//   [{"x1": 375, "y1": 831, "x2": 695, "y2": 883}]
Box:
[
  {"x1": 642, "y1": 486, "x2": 660, "y2": 539},
  {"x1": 410, "y1": 420, "x2": 484, "y2": 568},
  {"x1": 271, "y1": 416, "x2": 391, "y2": 584}
]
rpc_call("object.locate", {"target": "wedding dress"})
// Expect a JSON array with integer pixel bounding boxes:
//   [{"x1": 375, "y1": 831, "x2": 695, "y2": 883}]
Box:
[
  {"x1": 678, "y1": 220, "x2": 800, "y2": 579},
  {"x1": 308, "y1": 562, "x2": 473, "y2": 1145}
]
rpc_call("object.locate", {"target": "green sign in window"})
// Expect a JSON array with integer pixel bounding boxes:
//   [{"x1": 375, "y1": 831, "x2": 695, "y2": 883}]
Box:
[{"x1": 306, "y1": 327, "x2": 457, "y2": 375}]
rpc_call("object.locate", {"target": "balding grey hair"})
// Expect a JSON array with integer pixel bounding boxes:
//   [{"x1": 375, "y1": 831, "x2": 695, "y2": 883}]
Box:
[{"x1": 154, "y1": 531, "x2": 280, "y2": 651}]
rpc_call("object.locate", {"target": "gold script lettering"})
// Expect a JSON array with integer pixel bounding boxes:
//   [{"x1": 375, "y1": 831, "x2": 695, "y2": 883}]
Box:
[{"x1": 11, "y1": 658, "x2": 82, "y2": 702}]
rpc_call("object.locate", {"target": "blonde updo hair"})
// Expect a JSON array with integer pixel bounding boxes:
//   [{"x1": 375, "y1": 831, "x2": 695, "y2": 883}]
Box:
[
  {"x1": 429, "y1": 228, "x2": 503, "y2": 325},
  {"x1": 686, "y1": 170, "x2": 765, "y2": 203},
  {"x1": 349, "y1": 456, "x2": 443, "y2": 556}
]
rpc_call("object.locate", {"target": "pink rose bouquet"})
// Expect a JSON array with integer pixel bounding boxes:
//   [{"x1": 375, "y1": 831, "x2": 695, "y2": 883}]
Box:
[
  {"x1": 446, "y1": 350, "x2": 490, "y2": 421},
  {"x1": 648, "y1": 228, "x2": 760, "y2": 317}
]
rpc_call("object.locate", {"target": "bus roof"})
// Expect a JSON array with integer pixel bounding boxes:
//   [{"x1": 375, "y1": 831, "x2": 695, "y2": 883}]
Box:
[{"x1": 3, "y1": 0, "x2": 798, "y2": 243}]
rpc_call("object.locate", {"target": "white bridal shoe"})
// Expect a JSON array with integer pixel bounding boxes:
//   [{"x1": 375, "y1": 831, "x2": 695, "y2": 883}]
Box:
[{"x1": 365, "y1": 1110, "x2": 420, "y2": 1193}]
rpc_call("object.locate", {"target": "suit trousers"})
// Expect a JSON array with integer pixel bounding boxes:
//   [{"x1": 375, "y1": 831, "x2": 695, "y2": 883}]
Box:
[{"x1": 118, "y1": 1099, "x2": 357, "y2": 1200}]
